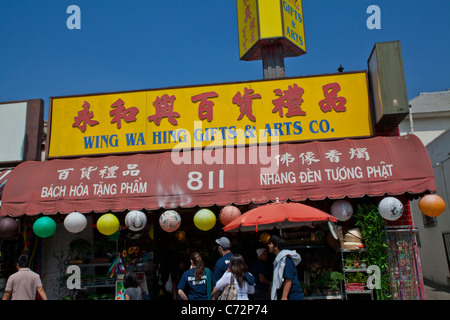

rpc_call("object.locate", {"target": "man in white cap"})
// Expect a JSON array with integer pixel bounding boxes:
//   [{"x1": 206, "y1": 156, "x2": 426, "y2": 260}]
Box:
[
  {"x1": 213, "y1": 236, "x2": 232, "y2": 280},
  {"x1": 250, "y1": 248, "x2": 271, "y2": 300}
]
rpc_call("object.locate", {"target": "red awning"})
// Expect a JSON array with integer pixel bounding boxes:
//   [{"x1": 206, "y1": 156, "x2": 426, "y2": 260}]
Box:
[{"x1": 0, "y1": 134, "x2": 436, "y2": 217}]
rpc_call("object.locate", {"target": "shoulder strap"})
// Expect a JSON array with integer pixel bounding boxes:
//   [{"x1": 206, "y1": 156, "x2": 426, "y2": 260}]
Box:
[{"x1": 206, "y1": 268, "x2": 212, "y2": 300}]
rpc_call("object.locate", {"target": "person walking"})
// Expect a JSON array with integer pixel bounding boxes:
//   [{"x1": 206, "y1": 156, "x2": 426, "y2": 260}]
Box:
[
  {"x1": 177, "y1": 252, "x2": 216, "y2": 300},
  {"x1": 213, "y1": 236, "x2": 232, "y2": 280},
  {"x1": 268, "y1": 235, "x2": 304, "y2": 300},
  {"x1": 2, "y1": 254, "x2": 47, "y2": 300},
  {"x1": 212, "y1": 254, "x2": 255, "y2": 300},
  {"x1": 250, "y1": 248, "x2": 271, "y2": 300},
  {"x1": 124, "y1": 271, "x2": 142, "y2": 300}
]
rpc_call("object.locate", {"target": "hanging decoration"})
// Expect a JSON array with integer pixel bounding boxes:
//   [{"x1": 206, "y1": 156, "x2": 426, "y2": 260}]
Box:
[
  {"x1": 64, "y1": 211, "x2": 88, "y2": 233},
  {"x1": 193, "y1": 209, "x2": 216, "y2": 231},
  {"x1": 259, "y1": 232, "x2": 271, "y2": 244},
  {"x1": 378, "y1": 197, "x2": 404, "y2": 221},
  {"x1": 159, "y1": 210, "x2": 181, "y2": 232},
  {"x1": 0, "y1": 217, "x2": 20, "y2": 239},
  {"x1": 33, "y1": 216, "x2": 57, "y2": 238},
  {"x1": 219, "y1": 205, "x2": 241, "y2": 226},
  {"x1": 125, "y1": 210, "x2": 147, "y2": 231},
  {"x1": 97, "y1": 213, "x2": 120, "y2": 236},
  {"x1": 330, "y1": 200, "x2": 353, "y2": 222},
  {"x1": 418, "y1": 194, "x2": 446, "y2": 217},
  {"x1": 148, "y1": 225, "x2": 154, "y2": 239}
]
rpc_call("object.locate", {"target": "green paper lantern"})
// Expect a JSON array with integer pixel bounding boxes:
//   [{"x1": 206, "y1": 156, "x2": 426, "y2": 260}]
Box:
[
  {"x1": 193, "y1": 209, "x2": 216, "y2": 231},
  {"x1": 33, "y1": 217, "x2": 57, "y2": 238}
]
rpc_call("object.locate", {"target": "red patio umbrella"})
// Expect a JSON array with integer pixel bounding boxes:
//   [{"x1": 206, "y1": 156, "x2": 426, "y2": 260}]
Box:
[{"x1": 223, "y1": 202, "x2": 337, "y2": 233}]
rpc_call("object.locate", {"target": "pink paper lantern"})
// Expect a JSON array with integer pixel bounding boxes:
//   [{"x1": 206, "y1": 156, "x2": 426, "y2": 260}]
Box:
[
  {"x1": 159, "y1": 210, "x2": 181, "y2": 232},
  {"x1": 219, "y1": 206, "x2": 241, "y2": 226}
]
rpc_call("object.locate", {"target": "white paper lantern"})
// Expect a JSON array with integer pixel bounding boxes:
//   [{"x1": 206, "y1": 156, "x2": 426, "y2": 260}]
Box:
[
  {"x1": 64, "y1": 211, "x2": 88, "y2": 233},
  {"x1": 330, "y1": 200, "x2": 353, "y2": 222},
  {"x1": 378, "y1": 197, "x2": 404, "y2": 221},
  {"x1": 125, "y1": 210, "x2": 147, "y2": 231},
  {"x1": 159, "y1": 210, "x2": 181, "y2": 232}
]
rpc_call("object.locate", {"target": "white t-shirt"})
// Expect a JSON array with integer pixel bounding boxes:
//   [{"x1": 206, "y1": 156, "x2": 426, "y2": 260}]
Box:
[{"x1": 216, "y1": 271, "x2": 255, "y2": 300}]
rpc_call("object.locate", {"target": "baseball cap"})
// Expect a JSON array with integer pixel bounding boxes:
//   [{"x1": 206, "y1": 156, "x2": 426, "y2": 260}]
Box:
[
  {"x1": 256, "y1": 248, "x2": 267, "y2": 257},
  {"x1": 215, "y1": 237, "x2": 231, "y2": 250}
]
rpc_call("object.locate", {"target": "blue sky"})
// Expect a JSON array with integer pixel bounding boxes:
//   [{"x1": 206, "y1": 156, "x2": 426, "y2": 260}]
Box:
[{"x1": 0, "y1": 0, "x2": 449, "y2": 119}]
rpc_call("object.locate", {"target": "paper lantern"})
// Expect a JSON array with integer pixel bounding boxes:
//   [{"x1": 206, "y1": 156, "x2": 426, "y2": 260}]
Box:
[
  {"x1": 259, "y1": 232, "x2": 270, "y2": 244},
  {"x1": 219, "y1": 206, "x2": 241, "y2": 226},
  {"x1": 33, "y1": 217, "x2": 57, "y2": 238},
  {"x1": 125, "y1": 210, "x2": 147, "y2": 231},
  {"x1": 378, "y1": 197, "x2": 403, "y2": 221},
  {"x1": 193, "y1": 209, "x2": 216, "y2": 231},
  {"x1": 64, "y1": 211, "x2": 87, "y2": 233},
  {"x1": 97, "y1": 213, "x2": 120, "y2": 236},
  {"x1": 0, "y1": 217, "x2": 19, "y2": 239},
  {"x1": 159, "y1": 210, "x2": 181, "y2": 232},
  {"x1": 330, "y1": 200, "x2": 353, "y2": 222},
  {"x1": 419, "y1": 194, "x2": 446, "y2": 217}
]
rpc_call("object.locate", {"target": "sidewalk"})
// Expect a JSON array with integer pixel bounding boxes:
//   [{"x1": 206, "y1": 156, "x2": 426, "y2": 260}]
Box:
[{"x1": 423, "y1": 278, "x2": 450, "y2": 300}]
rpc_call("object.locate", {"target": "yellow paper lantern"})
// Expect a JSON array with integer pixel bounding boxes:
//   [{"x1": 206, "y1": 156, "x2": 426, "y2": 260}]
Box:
[
  {"x1": 97, "y1": 213, "x2": 120, "y2": 235},
  {"x1": 194, "y1": 209, "x2": 216, "y2": 231},
  {"x1": 419, "y1": 194, "x2": 446, "y2": 217},
  {"x1": 259, "y1": 232, "x2": 271, "y2": 244}
]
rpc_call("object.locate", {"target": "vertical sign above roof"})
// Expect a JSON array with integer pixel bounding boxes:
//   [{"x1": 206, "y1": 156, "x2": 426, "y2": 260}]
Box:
[
  {"x1": 237, "y1": 0, "x2": 259, "y2": 60},
  {"x1": 281, "y1": 0, "x2": 306, "y2": 53},
  {"x1": 237, "y1": 0, "x2": 306, "y2": 61}
]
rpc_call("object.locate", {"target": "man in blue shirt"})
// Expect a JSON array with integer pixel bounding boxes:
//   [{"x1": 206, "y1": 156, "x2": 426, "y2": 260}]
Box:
[
  {"x1": 213, "y1": 237, "x2": 233, "y2": 280},
  {"x1": 268, "y1": 235, "x2": 304, "y2": 300}
]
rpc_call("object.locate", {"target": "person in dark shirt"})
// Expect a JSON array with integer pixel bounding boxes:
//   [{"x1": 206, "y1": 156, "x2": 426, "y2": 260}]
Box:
[
  {"x1": 177, "y1": 252, "x2": 215, "y2": 300},
  {"x1": 250, "y1": 248, "x2": 271, "y2": 300},
  {"x1": 268, "y1": 235, "x2": 304, "y2": 300},
  {"x1": 213, "y1": 237, "x2": 232, "y2": 280}
]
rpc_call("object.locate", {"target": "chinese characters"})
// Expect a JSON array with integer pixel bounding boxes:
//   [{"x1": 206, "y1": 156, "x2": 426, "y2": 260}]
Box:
[{"x1": 71, "y1": 82, "x2": 348, "y2": 133}]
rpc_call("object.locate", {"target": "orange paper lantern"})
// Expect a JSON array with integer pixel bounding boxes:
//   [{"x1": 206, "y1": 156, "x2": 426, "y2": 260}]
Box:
[
  {"x1": 219, "y1": 206, "x2": 241, "y2": 226},
  {"x1": 419, "y1": 194, "x2": 446, "y2": 217}
]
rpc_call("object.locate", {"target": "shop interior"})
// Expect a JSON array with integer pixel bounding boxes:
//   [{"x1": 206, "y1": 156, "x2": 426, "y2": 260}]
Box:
[{"x1": 0, "y1": 196, "x2": 387, "y2": 300}]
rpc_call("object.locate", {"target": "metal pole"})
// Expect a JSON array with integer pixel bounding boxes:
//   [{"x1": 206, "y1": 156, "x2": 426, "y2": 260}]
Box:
[{"x1": 262, "y1": 43, "x2": 285, "y2": 79}]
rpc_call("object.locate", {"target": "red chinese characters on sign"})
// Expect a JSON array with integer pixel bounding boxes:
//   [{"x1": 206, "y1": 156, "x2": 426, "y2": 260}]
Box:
[
  {"x1": 191, "y1": 91, "x2": 219, "y2": 122},
  {"x1": 72, "y1": 101, "x2": 100, "y2": 133},
  {"x1": 148, "y1": 94, "x2": 180, "y2": 126},
  {"x1": 272, "y1": 83, "x2": 306, "y2": 118},
  {"x1": 70, "y1": 81, "x2": 350, "y2": 132},
  {"x1": 241, "y1": 0, "x2": 256, "y2": 51},
  {"x1": 232, "y1": 87, "x2": 261, "y2": 122},
  {"x1": 319, "y1": 83, "x2": 347, "y2": 113},
  {"x1": 109, "y1": 99, "x2": 139, "y2": 129}
]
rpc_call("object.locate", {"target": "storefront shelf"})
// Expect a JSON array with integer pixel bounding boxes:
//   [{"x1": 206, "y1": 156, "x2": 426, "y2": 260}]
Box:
[
  {"x1": 343, "y1": 268, "x2": 367, "y2": 272},
  {"x1": 305, "y1": 294, "x2": 342, "y2": 300},
  {"x1": 345, "y1": 290, "x2": 373, "y2": 295}
]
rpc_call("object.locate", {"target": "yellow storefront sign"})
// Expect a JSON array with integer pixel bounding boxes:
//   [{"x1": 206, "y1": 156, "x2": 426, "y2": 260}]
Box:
[{"x1": 48, "y1": 72, "x2": 372, "y2": 158}]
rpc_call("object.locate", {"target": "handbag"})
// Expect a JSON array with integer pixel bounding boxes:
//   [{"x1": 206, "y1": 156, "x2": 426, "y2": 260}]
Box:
[
  {"x1": 164, "y1": 272, "x2": 172, "y2": 292},
  {"x1": 218, "y1": 274, "x2": 238, "y2": 300}
]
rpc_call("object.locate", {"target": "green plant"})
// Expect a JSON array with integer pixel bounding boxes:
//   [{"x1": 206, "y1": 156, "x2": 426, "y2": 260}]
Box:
[
  {"x1": 69, "y1": 238, "x2": 92, "y2": 259},
  {"x1": 345, "y1": 272, "x2": 367, "y2": 284},
  {"x1": 353, "y1": 203, "x2": 391, "y2": 300},
  {"x1": 328, "y1": 272, "x2": 344, "y2": 290}
]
